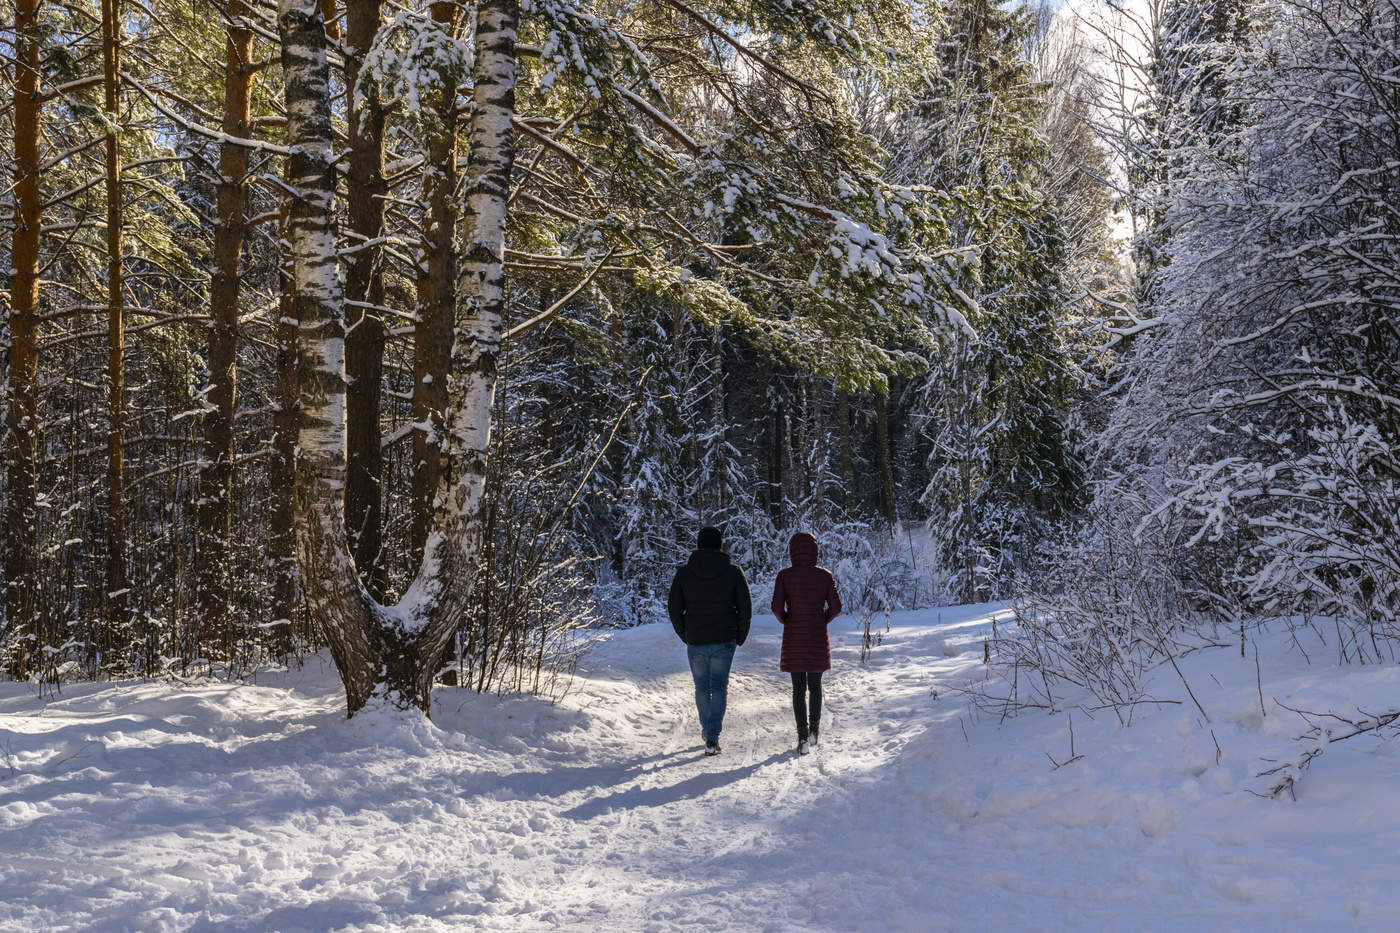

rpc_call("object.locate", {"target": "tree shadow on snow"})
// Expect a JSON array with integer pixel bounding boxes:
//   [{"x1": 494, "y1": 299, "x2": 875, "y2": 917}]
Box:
[
  {"x1": 561, "y1": 751, "x2": 790, "y2": 821},
  {"x1": 458, "y1": 745, "x2": 710, "y2": 803},
  {"x1": 185, "y1": 896, "x2": 388, "y2": 933}
]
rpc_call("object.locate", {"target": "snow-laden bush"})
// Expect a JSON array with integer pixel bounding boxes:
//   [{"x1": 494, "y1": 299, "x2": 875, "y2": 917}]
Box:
[
  {"x1": 991, "y1": 492, "x2": 1207, "y2": 716},
  {"x1": 1042, "y1": 0, "x2": 1400, "y2": 702},
  {"x1": 1163, "y1": 411, "x2": 1400, "y2": 664}
]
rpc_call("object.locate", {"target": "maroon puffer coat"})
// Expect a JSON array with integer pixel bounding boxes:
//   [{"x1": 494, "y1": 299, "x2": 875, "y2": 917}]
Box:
[{"x1": 771, "y1": 532, "x2": 842, "y2": 673}]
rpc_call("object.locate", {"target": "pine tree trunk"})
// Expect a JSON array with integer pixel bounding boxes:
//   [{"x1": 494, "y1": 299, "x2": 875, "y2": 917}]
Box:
[
  {"x1": 197, "y1": 0, "x2": 255, "y2": 652},
  {"x1": 763, "y1": 362, "x2": 782, "y2": 518},
  {"x1": 958, "y1": 338, "x2": 978, "y2": 604},
  {"x1": 343, "y1": 0, "x2": 387, "y2": 598},
  {"x1": 280, "y1": 0, "x2": 516, "y2": 715},
  {"x1": 102, "y1": 0, "x2": 129, "y2": 652},
  {"x1": 410, "y1": 0, "x2": 458, "y2": 566},
  {"x1": 795, "y1": 379, "x2": 809, "y2": 509},
  {"x1": 5, "y1": 0, "x2": 42, "y2": 677}
]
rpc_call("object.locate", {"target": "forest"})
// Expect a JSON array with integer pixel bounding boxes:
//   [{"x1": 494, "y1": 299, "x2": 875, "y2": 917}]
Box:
[{"x1": 2, "y1": 0, "x2": 1397, "y2": 717}]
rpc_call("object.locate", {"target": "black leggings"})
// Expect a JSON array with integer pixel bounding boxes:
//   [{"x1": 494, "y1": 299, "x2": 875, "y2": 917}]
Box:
[{"x1": 791, "y1": 672, "x2": 823, "y2": 736}]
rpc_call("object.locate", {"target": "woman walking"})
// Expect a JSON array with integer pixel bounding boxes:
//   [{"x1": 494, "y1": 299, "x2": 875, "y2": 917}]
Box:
[{"x1": 771, "y1": 531, "x2": 842, "y2": 754}]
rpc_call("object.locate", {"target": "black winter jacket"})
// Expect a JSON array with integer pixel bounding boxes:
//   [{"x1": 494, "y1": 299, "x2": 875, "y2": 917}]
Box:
[{"x1": 667, "y1": 548, "x2": 752, "y2": 646}]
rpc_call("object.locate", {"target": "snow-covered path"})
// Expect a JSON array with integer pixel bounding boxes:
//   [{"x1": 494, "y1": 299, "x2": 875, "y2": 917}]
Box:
[{"x1": 5, "y1": 604, "x2": 1400, "y2": 931}]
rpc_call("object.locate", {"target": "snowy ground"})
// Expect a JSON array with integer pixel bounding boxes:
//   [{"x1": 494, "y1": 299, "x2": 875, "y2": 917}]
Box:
[{"x1": 4, "y1": 604, "x2": 1400, "y2": 931}]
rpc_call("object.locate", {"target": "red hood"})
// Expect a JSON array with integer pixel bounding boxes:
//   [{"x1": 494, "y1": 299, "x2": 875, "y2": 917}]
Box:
[{"x1": 788, "y1": 532, "x2": 818, "y2": 567}]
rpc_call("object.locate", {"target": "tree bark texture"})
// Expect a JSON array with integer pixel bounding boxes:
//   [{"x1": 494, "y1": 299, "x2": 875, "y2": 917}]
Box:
[
  {"x1": 419, "y1": 0, "x2": 519, "y2": 690},
  {"x1": 280, "y1": 0, "x2": 516, "y2": 714},
  {"x1": 343, "y1": 0, "x2": 388, "y2": 598},
  {"x1": 270, "y1": 195, "x2": 300, "y2": 650},
  {"x1": 410, "y1": 0, "x2": 458, "y2": 566},
  {"x1": 103, "y1": 0, "x2": 130, "y2": 648},
  {"x1": 6, "y1": 0, "x2": 43, "y2": 676},
  {"x1": 837, "y1": 389, "x2": 854, "y2": 508},
  {"x1": 197, "y1": 0, "x2": 255, "y2": 649},
  {"x1": 958, "y1": 341, "x2": 978, "y2": 603},
  {"x1": 876, "y1": 392, "x2": 897, "y2": 526},
  {"x1": 711, "y1": 330, "x2": 726, "y2": 517}
]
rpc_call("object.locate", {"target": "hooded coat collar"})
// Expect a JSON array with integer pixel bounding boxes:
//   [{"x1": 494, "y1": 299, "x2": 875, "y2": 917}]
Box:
[{"x1": 787, "y1": 532, "x2": 818, "y2": 567}]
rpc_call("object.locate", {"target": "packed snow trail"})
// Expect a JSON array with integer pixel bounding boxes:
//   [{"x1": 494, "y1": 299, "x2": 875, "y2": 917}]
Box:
[{"x1": 4, "y1": 605, "x2": 1400, "y2": 931}]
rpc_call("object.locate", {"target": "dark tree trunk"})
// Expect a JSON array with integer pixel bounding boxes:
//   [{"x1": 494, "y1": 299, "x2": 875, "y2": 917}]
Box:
[
  {"x1": 343, "y1": 0, "x2": 388, "y2": 598},
  {"x1": 102, "y1": 0, "x2": 129, "y2": 654},
  {"x1": 197, "y1": 0, "x2": 255, "y2": 652},
  {"x1": 410, "y1": 0, "x2": 458, "y2": 566},
  {"x1": 811, "y1": 377, "x2": 825, "y2": 525},
  {"x1": 837, "y1": 388, "x2": 854, "y2": 509},
  {"x1": 6, "y1": 0, "x2": 43, "y2": 677},
  {"x1": 711, "y1": 330, "x2": 726, "y2": 517},
  {"x1": 876, "y1": 391, "x2": 897, "y2": 527},
  {"x1": 957, "y1": 342, "x2": 978, "y2": 604}
]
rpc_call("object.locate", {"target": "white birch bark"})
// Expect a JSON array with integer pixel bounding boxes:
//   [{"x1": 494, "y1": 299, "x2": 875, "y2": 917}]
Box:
[
  {"x1": 396, "y1": 0, "x2": 519, "y2": 702},
  {"x1": 280, "y1": 0, "x2": 517, "y2": 715}
]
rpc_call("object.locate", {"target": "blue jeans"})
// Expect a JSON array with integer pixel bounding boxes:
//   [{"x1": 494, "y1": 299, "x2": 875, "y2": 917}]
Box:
[{"x1": 687, "y1": 642, "x2": 736, "y2": 742}]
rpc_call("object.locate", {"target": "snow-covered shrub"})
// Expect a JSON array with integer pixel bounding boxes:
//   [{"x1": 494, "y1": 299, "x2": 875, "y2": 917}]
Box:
[
  {"x1": 1071, "y1": 0, "x2": 1400, "y2": 683},
  {"x1": 810, "y1": 521, "x2": 936, "y2": 613},
  {"x1": 451, "y1": 475, "x2": 600, "y2": 696},
  {"x1": 994, "y1": 495, "x2": 1206, "y2": 715},
  {"x1": 1165, "y1": 412, "x2": 1400, "y2": 664}
]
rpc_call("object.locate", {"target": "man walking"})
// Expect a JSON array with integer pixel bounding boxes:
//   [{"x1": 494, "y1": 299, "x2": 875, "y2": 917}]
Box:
[{"x1": 668, "y1": 526, "x2": 751, "y2": 755}]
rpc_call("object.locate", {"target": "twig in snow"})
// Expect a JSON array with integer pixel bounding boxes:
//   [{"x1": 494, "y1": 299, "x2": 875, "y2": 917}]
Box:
[
  {"x1": 1253, "y1": 703, "x2": 1400, "y2": 800},
  {"x1": 1254, "y1": 642, "x2": 1265, "y2": 719},
  {"x1": 1159, "y1": 636, "x2": 1211, "y2": 723},
  {"x1": 1047, "y1": 712, "x2": 1084, "y2": 770}
]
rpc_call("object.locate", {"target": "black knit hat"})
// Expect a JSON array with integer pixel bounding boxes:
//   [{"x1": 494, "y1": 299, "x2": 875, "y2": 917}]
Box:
[{"x1": 697, "y1": 526, "x2": 723, "y2": 550}]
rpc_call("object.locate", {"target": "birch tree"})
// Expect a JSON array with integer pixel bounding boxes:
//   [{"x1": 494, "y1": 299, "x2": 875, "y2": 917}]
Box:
[
  {"x1": 280, "y1": 0, "x2": 518, "y2": 712},
  {"x1": 281, "y1": 0, "x2": 975, "y2": 712}
]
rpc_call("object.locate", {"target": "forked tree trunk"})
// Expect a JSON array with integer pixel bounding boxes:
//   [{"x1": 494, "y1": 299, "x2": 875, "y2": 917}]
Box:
[
  {"x1": 6, "y1": 0, "x2": 43, "y2": 677},
  {"x1": 280, "y1": 0, "x2": 516, "y2": 714},
  {"x1": 343, "y1": 0, "x2": 388, "y2": 598},
  {"x1": 197, "y1": 0, "x2": 255, "y2": 649},
  {"x1": 410, "y1": 0, "x2": 458, "y2": 566},
  {"x1": 102, "y1": 0, "x2": 129, "y2": 649}
]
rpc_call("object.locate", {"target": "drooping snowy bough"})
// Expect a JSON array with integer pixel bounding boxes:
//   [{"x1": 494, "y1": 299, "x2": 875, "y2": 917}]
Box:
[{"x1": 279, "y1": 0, "x2": 517, "y2": 714}]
